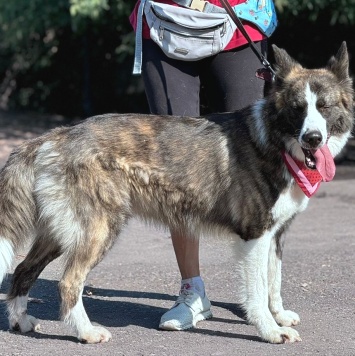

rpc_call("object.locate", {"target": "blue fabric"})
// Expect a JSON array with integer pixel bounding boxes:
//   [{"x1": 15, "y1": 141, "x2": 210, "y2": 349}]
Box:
[{"x1": 233, "y1": 0, "x2": 278, "y2": 37}]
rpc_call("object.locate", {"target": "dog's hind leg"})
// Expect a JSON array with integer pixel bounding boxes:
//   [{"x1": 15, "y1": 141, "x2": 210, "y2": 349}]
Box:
[
  {"x1": 59, "y1": 217, "x2": 125, "y2": 344},
  {"x1": 6, "y1": 236, "x2": 62, "y2": 333},
  {"x1": 268, "y1": 233, "x2": 300, "y2": 327},
  {"x1": 234, "y1": 229, "x2": 301, "y2": 344}
]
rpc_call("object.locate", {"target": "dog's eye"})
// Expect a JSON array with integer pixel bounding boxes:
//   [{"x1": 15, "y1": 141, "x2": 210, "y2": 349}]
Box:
[
  {"x1": 317, "y1": 100, "x2": 331, "y2": 110},
  {"x1": 291, "y1": 101, "x2": 304, "y2": 111}
]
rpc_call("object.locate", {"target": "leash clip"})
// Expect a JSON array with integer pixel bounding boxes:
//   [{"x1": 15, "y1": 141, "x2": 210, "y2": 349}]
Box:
[{"x1": 255, "y1": 68, "x2": 274, "y2": 82}]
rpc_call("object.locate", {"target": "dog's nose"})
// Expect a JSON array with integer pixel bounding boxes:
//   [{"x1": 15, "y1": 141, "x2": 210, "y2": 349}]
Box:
[{"x1": 302, "y1": 130, "x2": 323, "y2": 148}]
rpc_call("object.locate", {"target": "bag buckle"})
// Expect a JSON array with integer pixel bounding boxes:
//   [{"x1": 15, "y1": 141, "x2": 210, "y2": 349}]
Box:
[{"x1": 190, "y1": 0, "x2": 207, "y2": 12}]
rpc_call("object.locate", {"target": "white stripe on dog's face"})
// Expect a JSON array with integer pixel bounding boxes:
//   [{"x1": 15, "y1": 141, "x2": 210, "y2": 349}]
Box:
[{"x1": 299, "y1": 83, "x2": 327, "y2": 147}]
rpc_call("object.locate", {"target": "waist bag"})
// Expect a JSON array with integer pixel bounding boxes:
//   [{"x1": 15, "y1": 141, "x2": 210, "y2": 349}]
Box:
[
  {"x1": 133, "y1": 0, "x2": 278, "y2": 75},
  {"x1": 145, "y1": 1, "x2": 236, "y2": 60}
]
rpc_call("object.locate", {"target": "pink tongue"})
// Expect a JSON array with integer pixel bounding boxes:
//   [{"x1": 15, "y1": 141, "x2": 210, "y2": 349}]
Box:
[{"x1": 313, "y1": 144, "x2": 336, "y2": 182}]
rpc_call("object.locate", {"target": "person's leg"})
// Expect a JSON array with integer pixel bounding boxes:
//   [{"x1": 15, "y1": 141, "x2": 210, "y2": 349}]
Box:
[
  {"x1": 141, "y1": 39, "x2": 200, "y2": 116},
  {"x1": 171, "y1": 230, "x2": 199, "y2": 280},
  {"x1": 203, "y1": 40, "x2": 268, "y2": 112},
  {"x1": 158, "y1": 228, "x2": 212, "y2": 331},
  {"x1": 141, "y1": 40, "x2": 211, "y2": 330},
  {"x1": 170, "y1": 228, "x2": 206, "y2": 297}
]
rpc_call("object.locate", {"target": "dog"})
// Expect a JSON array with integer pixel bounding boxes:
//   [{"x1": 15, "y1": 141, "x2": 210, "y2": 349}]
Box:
[{"x1": 0, "y1": 43, "x2": 353, "y2": 344}]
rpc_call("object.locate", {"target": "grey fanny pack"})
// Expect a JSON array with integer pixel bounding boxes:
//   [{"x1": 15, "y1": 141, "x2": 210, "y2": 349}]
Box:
[{"x1": 145, "y1": 1, "x2": 236, "y2": 59}]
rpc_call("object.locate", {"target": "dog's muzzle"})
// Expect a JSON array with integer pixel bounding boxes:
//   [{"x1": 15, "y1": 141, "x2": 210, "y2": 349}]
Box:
[{"x1": 300, "y1": 131, "x2": 323, "y2": 169}]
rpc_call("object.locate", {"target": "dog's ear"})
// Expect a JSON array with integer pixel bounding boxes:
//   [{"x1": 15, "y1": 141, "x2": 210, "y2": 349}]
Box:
[
  {"x1": 272, "y1": 45, "x2": 302, "y2": 80},
  {"x1": 327, "y1": 42, "x2": 351, "y2": 84}
]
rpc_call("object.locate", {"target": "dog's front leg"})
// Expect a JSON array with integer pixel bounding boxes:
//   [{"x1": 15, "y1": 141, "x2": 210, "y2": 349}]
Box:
[
  {"x1": 234, "y1": 231, "x2": 301, "y2": 344},
  {"x1": 61, "y1": 286, "x2": 112, "y2": 344},
  {"x1": 59, "y1": 242, "x2": 114, "y2": 343},
  {"x1": 268, "y1": 235, "x2": 300, "y2": 327}
]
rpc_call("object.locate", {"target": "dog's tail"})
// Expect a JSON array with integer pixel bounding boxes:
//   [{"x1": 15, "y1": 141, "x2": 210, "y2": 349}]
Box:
[{"x1": 0, "y1": 142, "x2": 39, "y2": 285}]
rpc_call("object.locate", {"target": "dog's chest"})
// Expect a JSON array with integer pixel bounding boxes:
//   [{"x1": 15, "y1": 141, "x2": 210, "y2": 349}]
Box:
[{"x1": 272, "y1": 183, "x2": 309, "y2": 225}]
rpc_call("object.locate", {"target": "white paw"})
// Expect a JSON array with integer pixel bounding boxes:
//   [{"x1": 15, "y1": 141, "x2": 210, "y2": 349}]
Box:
[
  {"x1": 261, "y1": 326, "x2": 302, "y2": 344},
  {"x1": 10, "y1": 314, "x2": 40, "y2": 333},
  {"x1": 79, "y1": 326, "x2": 112, "y2": 344},
  {"x1": 274, "y1": 310, "x2": 300, "y2": 327}
]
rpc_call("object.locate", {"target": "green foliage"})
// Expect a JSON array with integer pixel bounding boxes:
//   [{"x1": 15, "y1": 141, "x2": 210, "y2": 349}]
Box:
[
  {"x1": 70, "y1": 0, "x2": 109, "y2": 18},
  {"x1": 274, "y1": 0, "x2": 355, "y2": 25},
  {"x1": 69, "y1": 0, "x2": 131, "y2": 32},
  {"x1": 0, "y1": 0, "x2": 69, "y2": 48},
  {"x1": 0, "y1": 1, "x2": 71, "y2": 110},
  {"x1": 0, "y1": 0, "x2": 138, "y2": 115}
]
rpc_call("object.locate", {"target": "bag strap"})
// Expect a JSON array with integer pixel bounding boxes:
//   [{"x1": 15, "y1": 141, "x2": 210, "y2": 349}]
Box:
[
  {"x1": 219, "y1": 0, "x2": 276, "y2": 81},
  {"x1": 133, "y1": 0, "x2": 148, "y2": 75}
]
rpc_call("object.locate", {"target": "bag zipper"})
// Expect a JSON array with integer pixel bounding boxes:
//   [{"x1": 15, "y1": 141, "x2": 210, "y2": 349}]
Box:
[{"x1": 151, "y1": 6, "x2": 227, "y2": 31}]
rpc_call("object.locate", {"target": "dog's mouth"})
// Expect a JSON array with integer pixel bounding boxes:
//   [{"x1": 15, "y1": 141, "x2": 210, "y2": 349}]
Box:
[
  {"x1": 301, "y1": 145, "x2": 336, "y2": 182},
  {"x1": 303, "y1": 149, "x2": 317, "y2": 169}
]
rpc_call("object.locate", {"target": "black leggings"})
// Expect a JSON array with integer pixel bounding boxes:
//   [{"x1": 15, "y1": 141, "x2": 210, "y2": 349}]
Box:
[{"x1": 141, "y1": 39, "x2": 268, "y2": 116}]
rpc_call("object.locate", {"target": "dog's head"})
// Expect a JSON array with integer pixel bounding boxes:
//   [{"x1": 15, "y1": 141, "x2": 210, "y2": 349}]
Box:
[{"x1": 270, "y1": 42, "x2": 354, "y2": 164}]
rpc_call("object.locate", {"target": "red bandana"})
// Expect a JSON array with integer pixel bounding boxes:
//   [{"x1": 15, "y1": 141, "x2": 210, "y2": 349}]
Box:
[{"x1": 282, "y1": 144, "x2": 336, "y2": 198}]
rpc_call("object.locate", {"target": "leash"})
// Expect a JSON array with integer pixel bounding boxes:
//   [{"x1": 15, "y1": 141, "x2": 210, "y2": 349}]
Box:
[{"x1": 219, "y1": 0, "x2": 276, "y2": 81}]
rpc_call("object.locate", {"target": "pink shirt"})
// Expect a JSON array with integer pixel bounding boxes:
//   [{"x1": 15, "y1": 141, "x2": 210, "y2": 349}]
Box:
[{"x1": 129, "y1": 0, "x2": 265, "y2": 51}]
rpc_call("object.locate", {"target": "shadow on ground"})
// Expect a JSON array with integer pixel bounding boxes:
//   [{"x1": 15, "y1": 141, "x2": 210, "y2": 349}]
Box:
[{"x1": 0, "y1": 275, "x2": 251, "y2": 343}]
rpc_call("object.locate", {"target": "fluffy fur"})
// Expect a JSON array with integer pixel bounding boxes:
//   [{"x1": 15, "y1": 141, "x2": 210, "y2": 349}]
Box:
[{"x1": 0, "y1": 43, "x2": 353, "y2": 344}]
